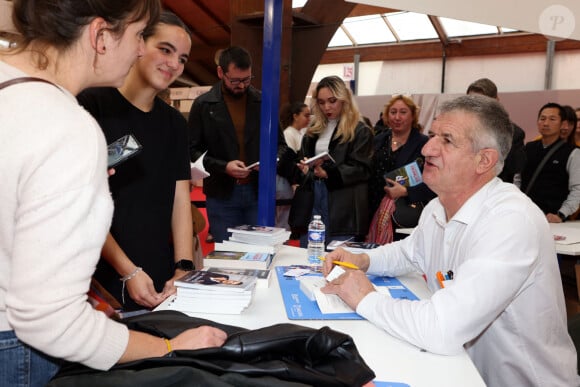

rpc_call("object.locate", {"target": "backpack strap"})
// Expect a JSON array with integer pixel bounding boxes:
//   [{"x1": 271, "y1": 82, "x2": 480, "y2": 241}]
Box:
[{"x1": 524, "y1": 139, "x2": 566, "y2": 194}]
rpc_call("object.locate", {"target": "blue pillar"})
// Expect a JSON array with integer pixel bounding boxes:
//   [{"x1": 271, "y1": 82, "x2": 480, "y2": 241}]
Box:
[{"x1": 257, "y1": 0, "x2": 283, "y2": 226}]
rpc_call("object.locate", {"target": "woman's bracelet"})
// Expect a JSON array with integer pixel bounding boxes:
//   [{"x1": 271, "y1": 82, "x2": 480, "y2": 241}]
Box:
[{"x1": 119, "y1": 267, "x2": 142, "y2": 305}]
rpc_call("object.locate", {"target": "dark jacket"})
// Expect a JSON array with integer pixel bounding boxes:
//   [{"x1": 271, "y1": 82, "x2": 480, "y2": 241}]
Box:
[
  {"x1": 521, "y1": 139, "x2": 575, "y2": 214},
  {"x1": 498, "y1": 122, "x2": 526, "y2": 183},
  {"x1": 188, "y1": 82, "x2": 291, "y2": 199},
  {"x1": 368, "y1": 128, "x2": 436, "y2": 219},
  {"x1": 48, "y1": 311, "x2": 375, "y2": 387},
  {"x1": 300, "y1": 121, "x2": 374, "y2": 237}
]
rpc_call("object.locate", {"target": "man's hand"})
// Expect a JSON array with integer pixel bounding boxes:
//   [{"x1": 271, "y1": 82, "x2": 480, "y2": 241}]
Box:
[
  {"x1": 126, "y1": 270, "x2": 164, "y2": 308},
  {"x1": 322, "y1": 248, "x2": 370, "y2": 276},
  {"x1": 546, "y1": 213, "x2": 563, "y2": 223},
  {"x1": 225, "y1": 160, "x2": 250, "y2": 179},
  {"x1": 321, "y1": 270, "x2": 375, "y2": 310}
]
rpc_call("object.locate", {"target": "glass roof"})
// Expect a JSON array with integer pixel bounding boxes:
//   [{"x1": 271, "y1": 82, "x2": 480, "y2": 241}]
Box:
[{"x1": 292, "y1": 1, "x2": 520, "y2": 47}]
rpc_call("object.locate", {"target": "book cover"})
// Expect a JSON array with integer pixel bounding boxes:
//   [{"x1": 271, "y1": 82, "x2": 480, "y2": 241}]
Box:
[
  {"x1": 384, "y1": 159, "x2": 424, "y2": 187},
  {"x1": 206, "y1": 267, "x2": 272, "y2": 288},
  {"x1": 204, "y1": 250, "x2": 274, "y2": 270},
  {"x1": 174, "y1": 270, "x2": 257, "y2": 292}
]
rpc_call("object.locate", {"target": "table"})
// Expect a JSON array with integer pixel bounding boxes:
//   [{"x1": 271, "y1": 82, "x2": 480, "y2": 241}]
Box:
[{"x1": 157, "y1": 245, "x2": 485, "y2": 386}]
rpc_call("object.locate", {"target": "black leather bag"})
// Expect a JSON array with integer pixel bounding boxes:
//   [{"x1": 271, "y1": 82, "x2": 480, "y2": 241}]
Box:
[
  {"x1": 49, "y1": 311, "x2": 375, "y2": 387},
  {"x1": 392, "y1": 198, "x2": 424, "y2": 228},
  {"x1": 288, "y1": 175, "x2": 314, "y2": 231}
]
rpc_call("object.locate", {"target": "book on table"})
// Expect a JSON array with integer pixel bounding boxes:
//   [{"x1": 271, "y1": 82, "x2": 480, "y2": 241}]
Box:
[
  {"x1": 174, "y1": 269, "x2": 257, "y2": 292},
  {"x1": 206, "y1": 267, "x2": 272, "y2": 289},
  {"x1": 227, "y1": 224, "x2": 291, "y2": 246},
  {"x1": 384, "y1": 158, "x2": 424, "y2": 187},
  {"x1": 170, "y1": 269, "x2": 257, "y2": 314},
  {"x1": 203, "y1": 250, "x2": 274, "y2": 270},
  {"x1": 214, "y1": 240, "x2": 279, "y2": 255}
]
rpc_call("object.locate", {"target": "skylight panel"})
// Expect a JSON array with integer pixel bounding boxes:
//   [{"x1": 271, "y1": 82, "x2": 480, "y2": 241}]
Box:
[
  {"x1": 439, "y1": 17, "x2": 499, "y2": 37},
  {"x1": 386, "y1": 12, "x2": 438, "y2": 41},
  {"x1": 328, "y1": 27, "x2": 353, "y2": 47},
  {"x1": 342, "y1": 15, "x2": 396, "y2": 45}
]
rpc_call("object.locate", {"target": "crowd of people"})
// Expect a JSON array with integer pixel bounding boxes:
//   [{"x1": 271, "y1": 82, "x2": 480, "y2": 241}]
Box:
[{"x1": 1, "y1": 1, "x2": 579, "y2": 386}]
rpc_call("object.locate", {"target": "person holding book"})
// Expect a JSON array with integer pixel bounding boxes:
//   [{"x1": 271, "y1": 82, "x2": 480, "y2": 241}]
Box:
[
  {"x1": 321, "y1": 95, "x2": 579, "y2": 386},
  {"x1": 366, "y1": 95, "x2": 435, "y2": 244},
  {"x1": 293, "y1": 75, "x2": 374, "y2": 246},
  {"x1": 188, "y1": 46, "x2": 294, "y2": 243},
  {"x1": 0, "y1": 1, "x2": 226, "y2": 385},
  {"x1": 78, "y1": 11, "x2": 197, "y2": 311}
]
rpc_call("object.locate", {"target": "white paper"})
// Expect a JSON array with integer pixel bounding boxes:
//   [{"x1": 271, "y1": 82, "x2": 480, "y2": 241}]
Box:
[
  {"x1": 314, "y1": 289, "x2": 354, "y2": 313},
  {"x1": 191, "y1": 151, "x2": 209, "y2": 181},
  {"x1": 325, "y1": 266, "x2": 345, "y2": 282}
]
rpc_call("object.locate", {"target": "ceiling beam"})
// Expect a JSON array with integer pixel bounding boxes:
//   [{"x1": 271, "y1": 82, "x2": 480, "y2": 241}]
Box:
[{"x1": 320, "y1": 33, "x2": 580, "y2": 64}]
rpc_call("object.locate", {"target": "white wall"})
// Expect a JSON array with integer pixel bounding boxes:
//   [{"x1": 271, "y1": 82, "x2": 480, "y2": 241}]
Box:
[
  {"x1": 312, "y1": 49, "x2": 580, "y2": 95},
  {"x1": 311, "y1": 50, "x2": 580, "y2": 143}
]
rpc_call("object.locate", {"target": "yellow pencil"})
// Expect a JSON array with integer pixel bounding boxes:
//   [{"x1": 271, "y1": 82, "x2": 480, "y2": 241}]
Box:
[{"x1": 317, "y1": 256, "x2": 359, "y2": 270}]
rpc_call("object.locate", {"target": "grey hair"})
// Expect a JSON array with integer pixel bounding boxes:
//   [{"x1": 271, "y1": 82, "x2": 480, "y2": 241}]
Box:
[{"x1": 439, "y1": 95, "x2": 513, "y2": 175}]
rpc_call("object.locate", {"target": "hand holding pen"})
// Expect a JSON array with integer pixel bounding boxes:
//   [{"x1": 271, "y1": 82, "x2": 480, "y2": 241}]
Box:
[{"x1": 321, "y1": 248, "x2": 370, "y2": 276}]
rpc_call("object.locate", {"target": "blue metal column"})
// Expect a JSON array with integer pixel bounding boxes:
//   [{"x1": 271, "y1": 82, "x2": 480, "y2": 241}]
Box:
[{"x1": 257, "y1": 0, "x2": 283, "y2": 226}]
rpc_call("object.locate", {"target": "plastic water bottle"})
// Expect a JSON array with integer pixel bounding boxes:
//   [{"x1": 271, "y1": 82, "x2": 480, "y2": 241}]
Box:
[{"x1": 307, "y1": 215, "x2": 325, "y2": 264}]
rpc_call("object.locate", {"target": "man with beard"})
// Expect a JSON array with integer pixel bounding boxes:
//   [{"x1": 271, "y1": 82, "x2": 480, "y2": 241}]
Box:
[{"x1": 188, "y1": 46, "x2": 291, "y2": 243}]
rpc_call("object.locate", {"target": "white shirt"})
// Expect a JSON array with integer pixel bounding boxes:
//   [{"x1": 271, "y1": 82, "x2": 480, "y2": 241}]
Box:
[
  {"x1": 360, "y1": 178, "x2": 579, "y2": 387},
  {"x1": 0, "y1": 61, "x2": 129, "y2": 370},
  {"x1": 315, "y1": 119, "x2": 337, "y2": 156},
  {"x1": 283, "y1": 126, "x2": 304, "y2": 152}
]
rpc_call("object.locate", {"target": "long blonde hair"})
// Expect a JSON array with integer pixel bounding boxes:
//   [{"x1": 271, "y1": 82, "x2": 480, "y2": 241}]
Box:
[{"x1": 307, "y1": 76, "x2": 362, "y2": 144}]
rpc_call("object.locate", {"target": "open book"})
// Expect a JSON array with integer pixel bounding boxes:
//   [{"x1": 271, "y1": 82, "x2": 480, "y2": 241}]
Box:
[{"x1": 302, "y1": 151, "x2": 335, "y2": 166}]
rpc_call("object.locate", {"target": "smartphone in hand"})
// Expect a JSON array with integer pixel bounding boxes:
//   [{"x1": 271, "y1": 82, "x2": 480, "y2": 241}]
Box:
[{"x1": 107, "y1": 134, "x2": 142, "y2": 168}]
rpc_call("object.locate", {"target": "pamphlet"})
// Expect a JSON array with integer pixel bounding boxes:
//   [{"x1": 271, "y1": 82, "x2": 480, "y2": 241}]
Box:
[{"x1": 384, "y1": 159, "x2": 423, "y2": 187}]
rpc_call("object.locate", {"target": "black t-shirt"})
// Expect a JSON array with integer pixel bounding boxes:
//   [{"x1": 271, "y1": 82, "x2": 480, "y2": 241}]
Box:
[{"x1": 78, "y1": 88, "x2": 190, "y2": 310}]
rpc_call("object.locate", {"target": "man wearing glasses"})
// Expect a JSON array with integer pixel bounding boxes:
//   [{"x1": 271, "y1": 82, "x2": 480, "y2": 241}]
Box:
[{"x1": 188, "y1": 46, "x2": 290, "y2": 243}]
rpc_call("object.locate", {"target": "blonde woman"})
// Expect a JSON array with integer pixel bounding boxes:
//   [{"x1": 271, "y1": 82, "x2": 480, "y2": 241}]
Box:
[{"x1": 293, "y1": 76, "x2": 373, "y2": 246}]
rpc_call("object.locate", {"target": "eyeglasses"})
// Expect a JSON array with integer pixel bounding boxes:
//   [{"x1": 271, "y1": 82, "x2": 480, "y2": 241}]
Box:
[{"x1": 223, "y1": 73, "x2": 254, "y2": 86}]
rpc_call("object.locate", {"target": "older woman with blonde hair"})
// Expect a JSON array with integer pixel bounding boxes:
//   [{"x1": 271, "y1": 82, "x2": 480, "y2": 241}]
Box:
[
  {"x1": 367, "y1": 95, "x2": 435, "y2": 244},
  {"x1": 291, "y1": 75, "x2": 373, "y2": 246}
]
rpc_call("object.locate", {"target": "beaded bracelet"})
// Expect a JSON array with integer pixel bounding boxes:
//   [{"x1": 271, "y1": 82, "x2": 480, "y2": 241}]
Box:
[{"x1": 119, "y1": 267, "x2": 142, "y2": 305}]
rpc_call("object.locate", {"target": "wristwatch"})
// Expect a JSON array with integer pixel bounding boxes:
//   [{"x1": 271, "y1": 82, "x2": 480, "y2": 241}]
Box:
[
  {"x1": 557, "y1": 211, "x2": 567, "y2": 222},
  {"x1": 174, "y1": 259, "x2": 194, "y2": 271}
]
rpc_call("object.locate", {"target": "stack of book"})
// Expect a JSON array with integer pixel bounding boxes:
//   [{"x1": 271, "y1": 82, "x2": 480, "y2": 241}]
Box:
[
  {"x1": 227, "y1": 225, "x2": 291, "y2": 246},
  {"x1": 169, "y1": 270, "x2": 257, "y2": 314}
]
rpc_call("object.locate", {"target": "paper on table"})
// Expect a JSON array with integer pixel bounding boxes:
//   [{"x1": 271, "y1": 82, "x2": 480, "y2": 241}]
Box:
[{"x1": 191, "y1": 151, "x2": 209, "y2": 181}]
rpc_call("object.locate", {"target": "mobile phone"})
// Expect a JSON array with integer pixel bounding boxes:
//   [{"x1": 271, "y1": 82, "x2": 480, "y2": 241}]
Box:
[{"x1": 107, "y1": 134, "x2": 142, "y2": 168}]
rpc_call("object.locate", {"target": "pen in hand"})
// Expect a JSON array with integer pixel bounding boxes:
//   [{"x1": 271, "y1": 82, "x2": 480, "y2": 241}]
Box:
[{"x1": 318, "y1": 256, "x2": 359, "y2": 270}]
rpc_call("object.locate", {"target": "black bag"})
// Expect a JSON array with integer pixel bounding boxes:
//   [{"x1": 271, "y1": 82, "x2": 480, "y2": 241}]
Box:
[
  {"x1": 392, "y1": 198, "x2": 424, "y2": 228},
  {"x1": 288, "y1": 175, "x2": 314, "y2": 231},
  {"x1": 49, "y1": 311, "x2": 375, "y2": 387}
]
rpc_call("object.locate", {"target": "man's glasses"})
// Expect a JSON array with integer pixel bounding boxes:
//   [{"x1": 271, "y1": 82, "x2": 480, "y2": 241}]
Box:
[{"x1": 223, "y1": 73, "x2": 254, "y2": 86}]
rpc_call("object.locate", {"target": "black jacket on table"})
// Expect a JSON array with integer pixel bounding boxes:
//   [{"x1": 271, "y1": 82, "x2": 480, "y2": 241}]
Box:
[
  {"x1": 368, "y1": 127, "x2": 436, "y2": 220},
  {"x1": 188, "y1": 82, "x2": 293, "y2": 200},
  {"x1": 299, "y1": 121, "x2": 374, "y2": 237},
  {"x1": 48, "y1": 311, "x2": 375, "y2": 387}
]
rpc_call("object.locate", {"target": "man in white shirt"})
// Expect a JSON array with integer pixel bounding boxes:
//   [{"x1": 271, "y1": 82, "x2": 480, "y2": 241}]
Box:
[{"x1": 322, "y1": 95, "x2": 579, "y2": 386}]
